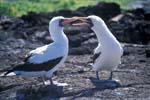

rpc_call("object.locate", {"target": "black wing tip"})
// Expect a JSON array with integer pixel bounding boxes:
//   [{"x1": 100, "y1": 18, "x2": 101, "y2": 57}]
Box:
[
  {"x1": 3, "y1": 63, "x2": 27, "y2": 76},
  {"x1": 93, "y1": 52, "x2": 101, "y2": 63},
  {"x1": 3, "y1": 70, "x2": 13, "y2": 76}
]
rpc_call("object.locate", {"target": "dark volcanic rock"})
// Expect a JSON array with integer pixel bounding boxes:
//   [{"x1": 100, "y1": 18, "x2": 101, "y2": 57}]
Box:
[
  {"x1": 0, "y1": 2, "x2": 137, "y2": 47},
  {"x1": 21, "y1": 12, "x2": 50, "y2": 26},
  {"x1": 68, "y1": 32, "x2": 95, "y2": 48},
  {"x1": 109, "y1": 8, "x2": 150, "y2": 44},
  {"x1": 0, "y1": 2, "x2": 150, "y2": 55},
  {"x1": 55, "y1": 9, "x2": 86, "y2": 17},
  {"x1": 145, "y1": 49, "x2": 150, "y2": 58},
  {"x1": 69, "y1": 46, "x2": 92, "y2": 55},
  {"x1": 77, "y1": 2, "x2": 121, "y2": 21}
]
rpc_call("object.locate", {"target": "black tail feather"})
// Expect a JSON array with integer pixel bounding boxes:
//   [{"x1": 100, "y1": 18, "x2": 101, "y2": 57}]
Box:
[{"x1": 2, "y1": 63, "x2": 28, "y2": 76}]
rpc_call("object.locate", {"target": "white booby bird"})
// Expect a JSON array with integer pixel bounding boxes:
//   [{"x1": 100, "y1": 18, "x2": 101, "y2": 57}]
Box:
[
  {"x1": 4, "y1": 16, "x2": 78, "y2": 85},
  {"x1": 73, "y1": 15, "x2": 123, "y2": 80}
]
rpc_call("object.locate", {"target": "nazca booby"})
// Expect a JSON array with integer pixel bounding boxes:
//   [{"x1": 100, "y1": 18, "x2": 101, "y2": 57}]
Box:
[
  {"x1": 72, "y1": 15, "x2": 123, "y2": 80},
  {"x1": 4, "y1": 16, "x2": 80, "y2": 85}
]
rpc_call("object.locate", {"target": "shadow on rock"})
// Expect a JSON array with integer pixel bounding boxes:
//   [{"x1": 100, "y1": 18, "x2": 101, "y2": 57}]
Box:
[
  {"x1": 90, "y1": 77, "x2": 121, "y2": 89},
  {"x1": 15, "y1": 85, "x2": 63, "y2": 100},
  {"x1": 70, "y1": 78, "x2": 121, "y2": 99}
]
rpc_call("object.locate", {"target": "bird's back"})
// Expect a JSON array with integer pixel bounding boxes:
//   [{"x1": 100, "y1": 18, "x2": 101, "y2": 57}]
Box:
[{"x1": 28, "y1": 42, "x2": 68, "y2": 64}]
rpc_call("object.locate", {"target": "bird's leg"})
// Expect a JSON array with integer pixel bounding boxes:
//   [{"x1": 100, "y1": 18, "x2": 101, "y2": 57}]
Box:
[
  {"x1": 108, "y1": 71, "x2": 113, "y2": 80},
  {"x1": 50, "y1": 77, "x2": 54, "y2": 85},
  {"x1": 42, "y1": 77, "x2": 46, "y2": 85},
  {"x1": 96, "y1": 71, "x2": 100, "y2": 80}
]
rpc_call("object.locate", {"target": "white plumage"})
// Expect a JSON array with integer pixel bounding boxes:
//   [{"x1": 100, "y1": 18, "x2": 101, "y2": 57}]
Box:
[
  {"x1": 28, "y1": 43, "x2": 67, "y2": 64},
  {"x1": 29, "y1": 16, "x2": 69, "y2": 64},
  {"x1": 87, "y1": 15, "x2": 123, "y2": 80},
  {"x1": 5, "y1": 16, "x2": 69, "y2": 85}
]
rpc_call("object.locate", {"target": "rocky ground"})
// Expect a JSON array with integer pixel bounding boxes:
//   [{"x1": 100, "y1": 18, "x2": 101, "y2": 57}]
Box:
[
  {"x1": 0, "y1": 43, "x2": 150, "y2": 100},
  {"x1": 0, "y1": 2, "x2": 150, "y2": 100}
]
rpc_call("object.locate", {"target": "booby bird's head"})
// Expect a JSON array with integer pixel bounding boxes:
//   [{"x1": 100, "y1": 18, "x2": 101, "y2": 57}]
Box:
[
  {"x1": 49, "y1": 16, "x2": 86, "y2": 42},
  {"x1": 49, "y1": 16, "x2": 65, "y2": 28},
  {"x1": 49, "y1": 16, "x2": 91, "y2": 34},
  {"x1": 87, "y1": 15, "x2": 104, "y2": 26},
  {"x1": 49, "y1": 16, "x2": 85, "y2": 29}
]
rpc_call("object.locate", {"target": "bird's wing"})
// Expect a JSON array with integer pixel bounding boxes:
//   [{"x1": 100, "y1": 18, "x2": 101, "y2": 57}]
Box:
[
  {"x1": 28, "y1": 43, "x2": 66, "y2": 64},
  {"x1": 24, "y1": 43, "x2": 66, "y2": 64},
  {"x1": 93, "y1": 44, "x2": 101, "y2": 63},
  {"x1": 24, "y1": 52, "x2": 34, "y2": 62},
  {"x1": 4, "y1": 43, "x2": 66, "y2": 75},
  {"x1": 4, "y1": 56, "x2": 63, "y2": 75},
  {"x1": 93, "y1": 52, "x2": 101, "y2": 63},
  {"x1": 23, "y1": 44, "x2": 49, "y2": 63}
]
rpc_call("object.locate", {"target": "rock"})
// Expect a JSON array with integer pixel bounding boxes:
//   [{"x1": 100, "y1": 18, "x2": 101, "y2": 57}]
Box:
[
  {"x1": 77, "y1": 2, "x2": 121, "y2": 21},
  {"x1": 9, "y1": 19, "x2": 24, "y2": 30},
  {"x1": 68, "y1": 32, "x2": 95, "y2": 48},
  {"x1": 34, "y1": 31, "x2": 53, "y2": 44},
  {"x1": 15, "y1": 85, "x2": 63, "y2": 100},
  {"x1": 68, "y1": 35, "x2": 83, "y2": 47},
  {"x1": 109, "y1": 8, "x2": 150, "y2": 44},
  {"x1": 145, "y1": 49, "x2": 150, "y2": 58},
  {"x1": 1, "y1": 2, "x2": 149, "y2": 45},
  {"x1": 69, "y1": 46, "x2": 92, "y2": 55},
  {"x1": 64, "y1": 26, "x2": 92, "y2": 35},
  {"x1": 55, "y1": 9, "x2": 85, "y2": 17},
  {"x1": 0, "y1": 15, "x2": 13, "y2": 30},
  {"x1": 35, "y1": 31, "x2": 47, "y2": 39},
  {"x1": 123, "y1": 51, "x2": 130, "y2": 56},
  {"x1": 129, "y1": 0, "x2": 150, "y2": 13},
  {"x1": 144, "y1": 13, "x2": 150, "y2": 20},
  {"x1": 0, "y1": 44, "x2": 150, "y2": 100},
  {"x1": 21, "y1": 12, "x2": 50, "y2": 26},
  {"x1": 0, "y1": 31, "x2": 13, "y2": 40},
  {"x1": 0, "y1": 2, "x2": 150, "y2": 100},
  {"x1": 110, "y1": 14, "x2": 124, "y2": 22},
  {"x1": 139, "y1": 59, "x2": 146, "y2": 62}
]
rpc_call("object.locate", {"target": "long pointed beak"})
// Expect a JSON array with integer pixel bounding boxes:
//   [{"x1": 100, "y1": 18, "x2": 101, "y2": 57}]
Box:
[
  {"x1": 60, "y1": 18, "x2": 79, "y2": 26},
  {"x1": 71, "y1": 17, "x2": 93, "y2": 27},
  {"x1": 60, "y1": 17, "x2": 93, "y2": 27}
]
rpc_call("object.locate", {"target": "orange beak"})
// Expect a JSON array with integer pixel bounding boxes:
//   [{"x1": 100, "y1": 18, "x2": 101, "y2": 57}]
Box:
[
  {"x1": 60, "y1": 17, "x2": 79, "y2": 26},
  {"x1": 71, "y1": 17, "x2": 92, "y2": 27},
  {"x1": 60, "y1": 17, "x2": 91, "y2": 27}
]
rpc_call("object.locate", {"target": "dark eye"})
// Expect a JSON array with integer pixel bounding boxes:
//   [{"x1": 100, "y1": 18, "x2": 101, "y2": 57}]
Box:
[
  {"x1": 87, "y1": 18, "x2": 93, "y2": 27},
  {"x1": 87, "y1": 18, "x2": 91, "y2": 21},
  {"x1": 59, "y1": 19, "x2": 64, "y2": 26}
]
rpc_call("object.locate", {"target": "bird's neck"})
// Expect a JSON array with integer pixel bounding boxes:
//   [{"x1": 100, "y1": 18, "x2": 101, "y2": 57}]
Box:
[
  {"x1": 50, "y1": 29, "x2": 68, "y2": 46},
  {"x1": 92, "y1": 23, "x2": 118, "y2": 46}
]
